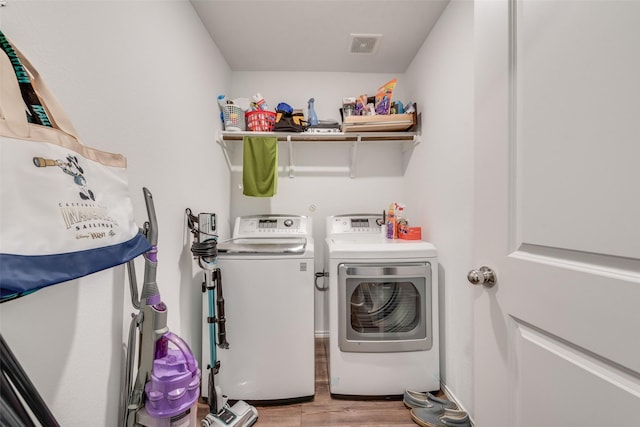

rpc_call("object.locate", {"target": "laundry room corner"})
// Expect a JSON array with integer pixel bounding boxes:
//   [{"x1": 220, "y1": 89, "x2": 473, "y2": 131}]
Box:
[
  {"x1": 403, "y1": 0, "x2": 476, "y2": 417},
  {"x1": 221, "y1": 0, "x2": 476, "y2": 417}
]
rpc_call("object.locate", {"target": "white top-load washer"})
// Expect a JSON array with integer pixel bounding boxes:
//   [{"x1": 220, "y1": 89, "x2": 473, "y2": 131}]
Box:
[
  {"x1": 325, "y1": 214, "x2": 439, "y2": 396},
  {"x1": 201, "y1": 215, "x2": 314, "y2": 402}
]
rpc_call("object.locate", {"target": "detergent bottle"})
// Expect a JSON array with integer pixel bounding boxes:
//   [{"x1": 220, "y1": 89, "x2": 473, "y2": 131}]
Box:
[{"x1": 386, "y1": 203, "x2": 396, "y2": 239}]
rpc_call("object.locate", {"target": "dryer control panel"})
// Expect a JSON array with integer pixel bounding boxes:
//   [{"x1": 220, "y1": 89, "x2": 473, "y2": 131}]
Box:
[{"x1": 328, "y1": 215, "x2": 383, "y2": 235}]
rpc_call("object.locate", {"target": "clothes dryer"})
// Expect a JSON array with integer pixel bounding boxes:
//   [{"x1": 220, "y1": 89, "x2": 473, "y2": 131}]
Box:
[
  {"x1": 201, "y1": 215, "x2": 314, "y2": 403},
  {"x1": 325, "y1": 214, "x2": 439, "y2": 396}
]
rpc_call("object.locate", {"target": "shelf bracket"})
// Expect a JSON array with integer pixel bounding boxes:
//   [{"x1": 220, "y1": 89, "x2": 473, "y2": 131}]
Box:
[
  {"x1": 401, "y1": 134, "x2": 420, "y2": 153},
  {"x1": 287, "y1": 135, "x2": 294, "y2": 178},
  {"x1": 349, "y1": 135, "x2": 360, "y2": 178},
  {"x1": 216, "y1": 131, "x2": 234, "y2": 173}
]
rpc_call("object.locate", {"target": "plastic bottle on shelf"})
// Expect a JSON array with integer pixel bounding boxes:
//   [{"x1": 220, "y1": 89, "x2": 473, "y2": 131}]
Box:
[
  {"x1": 308, "y1": 98, "x2": 319, "y2": 126},
  {"x1": 252, "y1": 93, "x2": 269, "y2": 111},
  {"x1": 395, "y1": 203, "x2": 408, "y2": 238},
  {"x1": 217, "y1": 95, "x2": 227, "y2": 125}
]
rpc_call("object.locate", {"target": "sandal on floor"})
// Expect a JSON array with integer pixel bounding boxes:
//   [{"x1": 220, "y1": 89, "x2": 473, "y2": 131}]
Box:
[
  {"x1": 410, "y1": 408, "x2": 471, "y2": 427},
  {"x1": 403, "y1": 390, "x2": 459, "y2": 411}
]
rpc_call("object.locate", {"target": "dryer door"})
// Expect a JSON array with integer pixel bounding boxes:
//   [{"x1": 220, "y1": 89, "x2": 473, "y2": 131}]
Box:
[{"x1": 338, "y1": 263, "x2": 432, "y2": 353}]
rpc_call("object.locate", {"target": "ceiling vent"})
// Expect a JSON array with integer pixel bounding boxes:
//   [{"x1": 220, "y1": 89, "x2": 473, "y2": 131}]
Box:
[{"x1": 349, "y1": 34, "x2": 382, "y2": 55}]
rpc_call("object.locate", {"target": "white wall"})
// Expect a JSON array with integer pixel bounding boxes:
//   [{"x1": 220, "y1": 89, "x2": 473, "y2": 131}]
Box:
[
  {"x1": 404, "y1": 0, "x2": 475, "y2": 416},
  {"x1": 0, "y1": 1, "x2": 231, "y2": 425}
]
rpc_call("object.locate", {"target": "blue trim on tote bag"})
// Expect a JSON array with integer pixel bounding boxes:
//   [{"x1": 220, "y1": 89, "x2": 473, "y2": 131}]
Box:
[{"x1": 0, "y1": 233, "x2": 151, "y2": 302}]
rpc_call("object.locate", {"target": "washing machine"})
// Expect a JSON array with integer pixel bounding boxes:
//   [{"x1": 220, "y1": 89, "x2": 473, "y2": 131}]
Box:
[
  {"x1": 325, "y1": 214, "x2": 439, "y2": 397},
  {"x1": 201, "y1": 215, "x2": 314, "y2": 403}
]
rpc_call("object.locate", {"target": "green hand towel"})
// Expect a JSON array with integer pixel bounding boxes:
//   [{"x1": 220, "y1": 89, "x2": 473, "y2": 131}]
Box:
[{"x1": 242, "y1": 136, "x2": 278, "y2": 197}]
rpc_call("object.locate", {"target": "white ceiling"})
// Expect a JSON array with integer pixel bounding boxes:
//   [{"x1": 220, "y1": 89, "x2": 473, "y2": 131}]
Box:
[{"x1": 190, "y1": 0, "x2": 450, "y2": 73}]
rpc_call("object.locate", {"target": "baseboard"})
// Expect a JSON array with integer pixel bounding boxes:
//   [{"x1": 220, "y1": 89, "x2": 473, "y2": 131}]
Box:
[{"x1": 441, "y1": 382, "x2": 474, "y2": 426}]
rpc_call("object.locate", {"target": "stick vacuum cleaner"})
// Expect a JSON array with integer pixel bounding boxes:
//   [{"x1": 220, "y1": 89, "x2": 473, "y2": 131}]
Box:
[
  {"x1": 185, "y1": 210, "x2": 258, "y2": 427},
  {"x1": 122, "y1": 188, "x2": 201, "y2": 427}
]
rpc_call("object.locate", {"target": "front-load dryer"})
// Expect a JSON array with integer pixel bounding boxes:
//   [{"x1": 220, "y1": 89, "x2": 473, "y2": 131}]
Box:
[
  {"x1": 325, "y1": 214, "x2": 439, "y2": 397},
  {"x1": 201, "y1": 215, "x2": 314, "y2": 403}
]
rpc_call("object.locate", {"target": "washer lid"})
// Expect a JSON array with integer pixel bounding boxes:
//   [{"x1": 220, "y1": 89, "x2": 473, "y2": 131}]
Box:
[{"x1": 218, "y1": 237, "x2": 307, "y2": 254}]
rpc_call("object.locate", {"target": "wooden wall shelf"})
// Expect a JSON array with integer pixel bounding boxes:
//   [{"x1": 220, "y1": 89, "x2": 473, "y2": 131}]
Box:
[{"x1": 216, "y1": 131, "x2": 420, "y2": 178}]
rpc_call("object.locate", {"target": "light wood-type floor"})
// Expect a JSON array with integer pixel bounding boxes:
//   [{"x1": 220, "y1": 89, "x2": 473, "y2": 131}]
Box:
[{"x1": 197, "y1": 337, "x2": 446, "y2": 426}]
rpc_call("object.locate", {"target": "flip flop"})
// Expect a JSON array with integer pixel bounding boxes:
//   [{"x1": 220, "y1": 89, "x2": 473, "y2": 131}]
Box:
[
  {"x1": 410, "y1": 408, "x2": 471, "y2": 427},
  {"x1": 403, "y1": 390, "x2": 459, "y2": 411}
]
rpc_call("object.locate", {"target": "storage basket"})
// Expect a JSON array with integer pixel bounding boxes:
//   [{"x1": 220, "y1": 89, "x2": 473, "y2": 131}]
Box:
[
  {"x1": 245, "y1": 110, "x2": 276, "y2": 132},
  {"x1": 222, "y1": 104, "x2": 245, "y2": 131}
]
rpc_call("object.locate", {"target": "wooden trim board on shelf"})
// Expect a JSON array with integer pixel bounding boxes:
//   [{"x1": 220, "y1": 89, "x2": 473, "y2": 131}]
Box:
[
  {"x1": 342, "y1": 112, "x2": 416, "y2": 133},
  {"x1": 219, "y1": 131, "x2": 417, "y2": 142}
]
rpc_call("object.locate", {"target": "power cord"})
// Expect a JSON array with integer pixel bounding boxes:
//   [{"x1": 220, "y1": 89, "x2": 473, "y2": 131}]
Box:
[
  {"x1": 315, "y1": 271, "x2": 329, "y2": 291},
  {"x1": 185, "y1": 208, "x2": 218, "y2": 261}
]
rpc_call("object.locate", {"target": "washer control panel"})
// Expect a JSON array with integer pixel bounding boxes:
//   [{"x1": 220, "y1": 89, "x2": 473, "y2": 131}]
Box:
[{"x1": 234, "y1": 215, "x2": 310, "y2": 237}]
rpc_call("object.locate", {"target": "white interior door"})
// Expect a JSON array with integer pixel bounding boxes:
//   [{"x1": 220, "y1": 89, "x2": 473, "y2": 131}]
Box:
[{"x1": 473, "y1": 1, "x2": 640, "y2": 426}]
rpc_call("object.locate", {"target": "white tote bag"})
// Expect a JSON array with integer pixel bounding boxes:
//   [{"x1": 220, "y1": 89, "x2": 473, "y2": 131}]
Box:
[{"x1": 0, "y1": 32, "x2": 151, "y2": 302}]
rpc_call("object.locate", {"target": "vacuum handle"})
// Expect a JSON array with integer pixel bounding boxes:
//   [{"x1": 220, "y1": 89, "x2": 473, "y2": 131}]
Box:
[
  {"x1": 215, "y1": 269, "x2": 229, "y2": 349},
  {"x1": 142, "y1": 187, "x2": 158, "y2": 246},
  {"x1": 162, "y1": 332, "x2": 197, "y2": 373}
]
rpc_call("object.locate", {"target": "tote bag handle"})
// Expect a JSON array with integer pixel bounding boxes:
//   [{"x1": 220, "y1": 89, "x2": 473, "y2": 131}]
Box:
[
  {"x1": 0, "y1": 33, "x2": 80, "y2": 141},
  {"x1": 0, "y1": 49, "x2": 30, "y2": 137},
  {"x1": 0, "y1": 33, "x2": 125, "y2": 167}
]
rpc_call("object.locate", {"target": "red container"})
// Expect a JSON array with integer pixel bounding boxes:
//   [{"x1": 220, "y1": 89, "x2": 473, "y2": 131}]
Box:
[
  {"x1": 399, "y1": 227, "x2": 422, "y2": 240},
  {"x1": 245, "y1": 110, "x2": 276, "y2": 132}
]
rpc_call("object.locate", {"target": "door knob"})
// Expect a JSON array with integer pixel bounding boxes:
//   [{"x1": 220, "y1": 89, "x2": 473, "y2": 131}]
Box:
[{"x1": 467, "y1": 266, "x2": 496, "y2": 287}]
